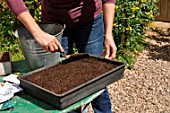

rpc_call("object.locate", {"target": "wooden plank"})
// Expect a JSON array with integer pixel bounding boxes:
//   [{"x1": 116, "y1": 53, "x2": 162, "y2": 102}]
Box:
[
  {"x1": 155, "y1": 0, "x2": 170, "y2": 22},
  {"x1": 163, "y1": 0, "x2": 170, "y2": 21},
  {"x1": 160, "y1": 0, "x2": 167, "y2": 20},
  {"x1": 167, "y1": 0, "x2": 170, "y2": 21},
  {"x1": 155, "y1": 0, "x2": 161, "y2": 21}
]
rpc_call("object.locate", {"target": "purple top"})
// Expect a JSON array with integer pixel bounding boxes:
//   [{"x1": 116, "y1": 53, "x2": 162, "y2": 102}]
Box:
[{"x1": 6, "y1": 0, "x2": 115, "y2": 25}]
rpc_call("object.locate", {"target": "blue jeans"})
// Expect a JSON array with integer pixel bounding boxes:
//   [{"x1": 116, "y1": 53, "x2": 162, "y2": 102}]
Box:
[{"x1": 61, "y1": 14, "x2": 112, "y2": 113}]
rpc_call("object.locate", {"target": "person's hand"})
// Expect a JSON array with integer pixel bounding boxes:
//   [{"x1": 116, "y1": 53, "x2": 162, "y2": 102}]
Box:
[
  {"x1": 101, "y1": 34, "x2": 117, "y2": 59},
  {"x1": 16, "y1": 11, "x2": 64, "y2": 53},
  {"x1": 32, "y1": 29, "x2": 64, "y2": 53}
]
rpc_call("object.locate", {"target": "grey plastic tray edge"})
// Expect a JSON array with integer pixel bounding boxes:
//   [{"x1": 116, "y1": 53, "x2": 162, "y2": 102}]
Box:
[{"x1": 18, "y1": 54, "x2": 126, "y2": 109}]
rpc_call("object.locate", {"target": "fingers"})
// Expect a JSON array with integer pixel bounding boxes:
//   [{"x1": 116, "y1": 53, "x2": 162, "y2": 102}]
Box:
[
  {"x1": 110, "y1": 48, "x2": 116, "y2": 59},
  {"x1": 54, "y1": 38, "x2": 64, "y2": 52},
  {"x1": 105, "y1": 46, "x2": 110, "y2": 59},
  {"x1": 48, "y1": 43, "x2": 57, "y2": 53},
  {"x1": 103, "y1": 46, "x2": 117, "y2": 60},
  {"x1": 51, "y1": 42, "x2": 59, "y2": 52},
  {"x1": 43, "y1": 36, "x2": 64, "y2": 53}
]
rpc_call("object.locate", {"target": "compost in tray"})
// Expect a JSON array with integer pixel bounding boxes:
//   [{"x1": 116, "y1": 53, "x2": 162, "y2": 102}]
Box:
[{"x1": 22, "y1": 56, "x2": 118, "y2": 94}]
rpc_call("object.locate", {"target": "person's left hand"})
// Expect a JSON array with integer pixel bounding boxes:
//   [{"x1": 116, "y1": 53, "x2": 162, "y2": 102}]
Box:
[{"x1": 101, "y1": 34, "x2": 117, "y2": 59}]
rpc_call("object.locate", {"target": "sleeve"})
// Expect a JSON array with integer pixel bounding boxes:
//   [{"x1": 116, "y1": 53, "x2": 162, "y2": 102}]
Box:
[
  {"x1": 6, "y1": 0, "x2": 28, "y2": 17},
  {"x1": 102, "y1": 0, "x2": 116, "y2": 4}
]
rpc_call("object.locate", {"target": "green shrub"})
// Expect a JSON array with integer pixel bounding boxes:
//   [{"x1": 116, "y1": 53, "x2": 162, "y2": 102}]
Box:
[
  {"x1": 0, "y1": 0, "x2": 158, "y2": 68},
  {"x1": 113, "y1": 0, "x2": 158, "y2": 68},
  {"x1": 0, "y1": 0, "x2": 41, "y2": 60}
]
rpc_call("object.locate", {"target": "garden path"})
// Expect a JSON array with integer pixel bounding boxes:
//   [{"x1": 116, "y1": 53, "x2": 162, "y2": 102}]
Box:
[{"x1": 87, "y1": 21, "x2": 170, "y2": 113}]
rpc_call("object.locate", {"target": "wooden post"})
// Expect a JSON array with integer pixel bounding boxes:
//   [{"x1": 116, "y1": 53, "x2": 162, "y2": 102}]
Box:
[{"x1": 156, "y1": 0, "x2": 170, "y2": 21}]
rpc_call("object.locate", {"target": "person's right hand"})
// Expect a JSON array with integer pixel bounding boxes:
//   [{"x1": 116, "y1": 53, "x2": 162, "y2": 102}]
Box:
[
  {"x1": 16, "y1": 11, "x2": 64, "y2": 53},
  {"x1": 32, "y1": 29, "x2": 64, "y2": 53}
]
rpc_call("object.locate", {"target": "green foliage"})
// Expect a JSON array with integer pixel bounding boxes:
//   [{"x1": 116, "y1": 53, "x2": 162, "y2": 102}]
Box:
[
  {"x1": 113, "y1": 0, "x2": 159, "y2": 68},
  {"x1": 0, "y1": 0, "x2": 159, "y2": 68},
  {"x1": 0, "y1": 0, "x2": 41, "y2": 60},
  {"x1": 0, "y1": 3, "x2": 22, "y2": 54}
]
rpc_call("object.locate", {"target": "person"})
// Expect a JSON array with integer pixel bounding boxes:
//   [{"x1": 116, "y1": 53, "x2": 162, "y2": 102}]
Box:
[{"x1": 6, "y1": 0, "x2": 117, "y2": 112}]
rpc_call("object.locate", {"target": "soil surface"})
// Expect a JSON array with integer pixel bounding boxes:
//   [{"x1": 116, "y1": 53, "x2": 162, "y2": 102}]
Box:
[
  {"x1": 22, "y1": 57, "x2": 118, "y2": 94},
  {"x1": 87, "y1": 24, "x2": 170, "y2": 112}
]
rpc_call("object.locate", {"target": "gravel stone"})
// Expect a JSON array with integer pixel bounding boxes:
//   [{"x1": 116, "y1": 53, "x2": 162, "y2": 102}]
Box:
[{"x1": 87, "y1": 28, "x2": 170, "y2": 113}]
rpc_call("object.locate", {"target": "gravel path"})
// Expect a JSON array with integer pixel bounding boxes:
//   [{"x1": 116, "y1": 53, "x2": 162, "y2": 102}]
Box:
[{"x1": 87, "y1": 28, "x2": 170, "y2": 113}]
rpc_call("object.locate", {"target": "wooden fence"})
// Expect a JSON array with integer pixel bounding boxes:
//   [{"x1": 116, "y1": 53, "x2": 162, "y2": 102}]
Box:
[{"x1": 156, "y1": 0, "x2": 170, "y2": 22}]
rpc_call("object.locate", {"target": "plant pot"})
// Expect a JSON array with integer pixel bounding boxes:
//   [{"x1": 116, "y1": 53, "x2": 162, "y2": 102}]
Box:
[{"x1": 0, "y1": 52, "x2": 12, "y2": 76}]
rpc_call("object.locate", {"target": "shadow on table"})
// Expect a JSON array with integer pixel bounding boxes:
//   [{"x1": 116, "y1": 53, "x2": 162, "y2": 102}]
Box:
[
  {"x1": 11, "y1": 60, "x2": 30, "y2": 73},
  {"x1": 12, "y1": 60, "x2": 58, "y2": 110},
  {"x1": 17, "y1": 92, "x2": 57, "y2": 110},
  {"x1": 145, "y1": 33, "x2": 170, "y2": 62}
]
